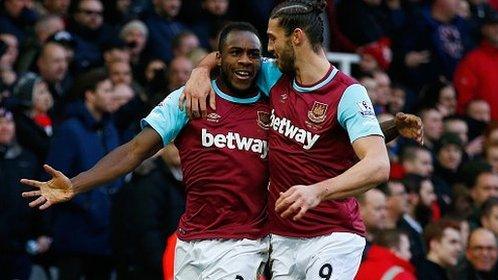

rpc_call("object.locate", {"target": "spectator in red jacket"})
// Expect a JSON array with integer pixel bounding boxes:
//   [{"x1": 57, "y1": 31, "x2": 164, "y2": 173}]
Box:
[
  {"x1": 454, "y1": 11, "x2": 498, "y2": 121},
  {"x1": 356, "y1": 229, "x2": 416, "y2": 280}
]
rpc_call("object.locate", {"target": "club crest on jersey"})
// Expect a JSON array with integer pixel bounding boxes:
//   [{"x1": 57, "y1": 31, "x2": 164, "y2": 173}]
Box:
[
  {"x1": 280, "y1": 93, "x2": 288, "y2": 103},
  {"x1": 257, "y1": 111, "x2": 270, "y2": 130},
  {"x1": 308, "y1": 101, "x2": 328, "y2": 124},
  {"x1": 206, "y1": 113, "x2": 221, "y2": 123}
]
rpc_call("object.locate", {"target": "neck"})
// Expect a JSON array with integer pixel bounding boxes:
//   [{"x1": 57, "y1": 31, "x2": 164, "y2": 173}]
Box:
[
  {"x1": 216, "y1": 76, "x2": 257, "y2": 98},
  {"x1": 293, "y1": 47, "x2": 331, "y2": 85},
  {"x1": 85, "y1": 101, "x2": 103, "y2": 121},
  {"x1": 432, "y1": 7, "x2": 452, "y2": 23},
  {"x1": 386, "y1": 211, "x2": 401, "y2": 228},
  {"x1": 427, "y1": 252, "x2": 445, "y2": 268}
]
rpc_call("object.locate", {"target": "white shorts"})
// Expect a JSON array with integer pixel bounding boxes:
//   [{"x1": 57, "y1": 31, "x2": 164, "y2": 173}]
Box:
[
  {"x1": 174, "y1": 237, "x2": 270, "y2": 280},
  {"x1": 270, "y1": 232, "x2": 366, "y2": 280}
]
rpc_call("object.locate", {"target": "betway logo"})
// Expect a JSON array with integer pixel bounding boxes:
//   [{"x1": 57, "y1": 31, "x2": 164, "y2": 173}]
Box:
[
  {"x1": 201, "y1": 129, "x2": 268, "y2": 159},
  {"x1": 270, "y1": 109, "x2": 320, "y2": 150}
]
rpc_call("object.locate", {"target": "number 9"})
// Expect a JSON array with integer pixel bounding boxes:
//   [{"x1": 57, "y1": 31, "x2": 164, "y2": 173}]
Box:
[{"x1": 319, "y1": 263, "x2": 333, "y2": 280}]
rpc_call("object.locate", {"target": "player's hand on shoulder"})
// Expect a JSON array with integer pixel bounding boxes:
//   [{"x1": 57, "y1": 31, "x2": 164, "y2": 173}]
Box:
[
  {"x1": 275, "y1": 184, "x2": 323, "y2": 221},
  {"x1": 179, "y1": 66, "x2": 216, "y2": 119},
  {"x1": 21, "y1": 164, "x2": 75, "y2": 210},
  {"x1": 395, "y1": 112, "x2": 423, "y2": 145}
]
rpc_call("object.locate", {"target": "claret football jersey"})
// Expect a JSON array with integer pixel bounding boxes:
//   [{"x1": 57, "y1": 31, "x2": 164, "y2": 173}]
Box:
[
  {"x1": 142, "y1": 80, "x2": 270, "y2": 241},
  {"x1": 257, "y1": 59, "x2": 384, "y2": 238}
]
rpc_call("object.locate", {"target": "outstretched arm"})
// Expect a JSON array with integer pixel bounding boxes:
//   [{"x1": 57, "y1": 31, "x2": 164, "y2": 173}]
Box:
[
  {"x1": 381, "y1": 112, "x2": 423, "y2": 144},
  {"x1": 21, "y1": 128, "x2": 163, "y2": 209},
  {"x1": 180, "y1": 52, "x2": 218, "y2": 118},
  {"x1": 275, "y1": 135, "x2": 390, "y2": 220}
]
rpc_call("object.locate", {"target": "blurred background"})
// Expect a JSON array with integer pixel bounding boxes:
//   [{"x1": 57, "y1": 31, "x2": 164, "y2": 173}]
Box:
[{"x1": 1, "y1": 0, "x2": 498, "y2": 279}]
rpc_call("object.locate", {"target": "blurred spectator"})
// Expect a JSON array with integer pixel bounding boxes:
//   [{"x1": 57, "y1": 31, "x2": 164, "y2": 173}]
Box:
[
  {"x1": 420, "y1": 107, "x2": 444, "y2": 150},
  {"x1": 469, "y1": 167, "x2": 498, "y2": 209},
  {"x1": 120, "y1": 20, "x2": 148, "y2": 77},
  {"x1": 143, "y1": 0, "x2": 186, "y2": 63},
  {"x1": 484, "y1": 142, "x2": 498, "y2": 173},
  {"x1": 143, "y1": 58, "x2": 168, "y2": 105},
  {"x1": 467, "y1": 99, "x2": 491, "y2": 124},
  {"x1": 0, "y1": 107, "x2": 51, "y2": 280},
  {"x1": 358, "y1": 188, "x2": 388, "y2": 241},
  {"x1": 433, "y1": 132, "x2": 465, "y2": 211},
  {"x1": 416, "y1": 219, "x2": 463, "y2": 280},
  {"x1": 452, "y1": 228, "x2": 498, "y2": 280},
  {"x1": 34, "y1": 0, "x2": 72, "y2": 17},
  {"x1": 372, "y1": 71, "x2": 391, "y2": 114},
  {"x1": 172, "y1": 31, "x2": 200, "y2": 58},
  {"x1": 189, "y1": 0, "x2": 229, "y2": 50},
  {"x1": 47, "y1": 30, "x2": 77, "y2": 64},
  {"x1": 45, "y1": 69, "x2": 121, "y2": 279},
  {"x1": 0, "y1": 0, "x2": 39, "y2": 45},
  {"x1": 419, "y1": 79, "x2": 457, "y2": 118},
  {"x1": 444, "y1": 117, "x2": 468, "y2": 144},
  {"x1": 109, "y1": 83, "x2": 134, "y2": 113},
  {"x1": 480, "y1": 198, "x2": 498, "y2": 237},
  {"x1": 108, "y1": 61, "x2": 132, "y2": 85},
  {"x1": 103, "y1": 0, "x2": 145, "y2": 27},
  {"x1": 167, "y1": 56, "x2": 193, "y2": 92},
  {"x1": 102, "y1": 41, "x2": 131, "y2": 66},
  {"x1": 454, "y1": 11, "x2": 498, "y2": 121},
  {"x1": 399, "y1": 0, "x2": 472, "y2": 91},
  {"x1": 187, "y1": 47, "x2": 208, "y2": 66},
  {"x1": 401, "y1": 146, "x2": 434, "y2": 177},
  {"x1": 399, "y1": 174, "x2": 437, "y2": 261},
  {"x1": 0, "y1": 33, "x2": 19, "y2": 93},
  {"x1": 12, "y1": 73, "x2": 53, "y2": 164},
  {"x1": 17, "y1": 15, "x2": 65, "y2": 73},
  {"x1": 112, "y1": 144, "x2": 185, "y2": 280},
  {"x1": 381, "y1": 180, "x2": 410, "y2": 229},
  {"x1": 36, "y1": 42, "x2": 71, "y2": 120},
  {"x1": 388, "y1": 84, "x2": 407, "y2": 115},
  {"x1": 356, "y1": 229, "x2": 416, "y2": 280},
  {"x1": 68, "y1": 0, "x2": 117, "y2": 72}
]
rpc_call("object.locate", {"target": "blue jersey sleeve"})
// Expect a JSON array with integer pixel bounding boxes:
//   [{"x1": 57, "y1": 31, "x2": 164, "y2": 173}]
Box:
[
  {"x1": 140, "y1": 87, "x2": 189, "y2": 145},
  {"x1": 337, "y1": 84, "x2": 384, "y2": 143},
  {"x1": 256, "y1": 58, "x2": 283, "y2": 96}
]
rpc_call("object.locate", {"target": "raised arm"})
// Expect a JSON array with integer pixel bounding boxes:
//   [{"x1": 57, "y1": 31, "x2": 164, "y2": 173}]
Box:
[
  {"x1": 21, "y1": 128, "x2": 163, "y2": 209},
  {"x1": 180, "y1": 52, "x2": 218, "y2": 118},
  {"x1": 381, "y1": 112, "x2": 423, "y2": 145},
  {"x1": 275, "y1": 135, "x2": 390, "y2": 220}
]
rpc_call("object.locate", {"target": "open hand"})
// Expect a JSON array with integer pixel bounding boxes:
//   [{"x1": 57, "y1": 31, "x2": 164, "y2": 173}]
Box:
[
  {"x1": 179, "y1": 67, "x2": 216, "y2": 118},
  {"x1": 21, "y1": 164, "x2": 75, "y2": 210},
  {"x1": 395, "y1": 112, "x2": 423, "y2": 145},
  {"x1": 275, "y1": 185, "x2": 323, "y2": 221}
]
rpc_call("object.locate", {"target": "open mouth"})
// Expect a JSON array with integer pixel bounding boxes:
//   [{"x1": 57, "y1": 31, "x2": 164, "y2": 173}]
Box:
[{"x1": 234, "y1": 70, "x2": 252, "y2": 80}]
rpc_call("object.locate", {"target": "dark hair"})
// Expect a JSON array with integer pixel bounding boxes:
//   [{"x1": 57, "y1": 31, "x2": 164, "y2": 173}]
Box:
[
  {"x1": 481, "y1": 197, "x2": 498, "y2": 220},
  {"x1": 461, "y1": 160, "x2": 493, "y2": 188},
  {"x1": 423, "y1": 218, "x2": 461, "y2": 250},
  {"x1": 69, "y1": 68, "x2": 109, "y2": 101},
  {"x1": 217, "y1": 22, "x2": 260, "y2": 52},
  {"x1": 403, "y1": 173, "x2": 430, "y2": 195},
  {"x1": 418, "y1": 78, "x2": 453, "y2": 110},
  {"x1": 270, "y1": 0, "x2": 327, "y2": 52}
]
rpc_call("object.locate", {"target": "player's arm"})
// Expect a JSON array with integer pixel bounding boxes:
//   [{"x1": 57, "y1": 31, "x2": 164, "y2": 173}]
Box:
[
  {"x1": 180, "y1": 52, "x2": 218, "y2": 118},
  {"x1": 275, "y1": 136, "x2": 390, "y2": 220},
  {"x1": 21, "y1": 128, "x2": 163, "y2": 209},
  {"x1": 380, "y1": 112, "x2": 423, "y2": 145}
]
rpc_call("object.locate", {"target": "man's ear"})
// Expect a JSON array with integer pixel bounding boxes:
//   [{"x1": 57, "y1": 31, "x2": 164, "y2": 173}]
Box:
[
  {"x1": 292, "y1": 28, "x2": 305, "y2": 46},
  {"x1": 216, "y1": 51, "x2": 222, "y2": 67}
]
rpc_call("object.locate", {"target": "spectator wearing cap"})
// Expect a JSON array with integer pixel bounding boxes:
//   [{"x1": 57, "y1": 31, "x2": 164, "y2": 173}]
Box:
[
  {"x1": 143, "y1": 0, "x2": 186, "y2": 63},
  {"x1": 0, "y1": 0, "x2": 39, "y2": 46},
  {"x1": 48, "y1": 31, "x2": 77, "y2": 64},
  {"x1": 0, "y1": 107, "x2": 51, "y2": 280},
  {"x1": 45, "y1": 69, "x2": 121, "y2": 279},
  {"x1": 17, "y1": 15, "x2": 65, "y2": 73},
  {"x1": 432, "y1": 132, "x2": 465, "y2": 214},
  {"x1": 455, "y1": 11, "x2": 498, "y2": 122},
  {"x1": 67, "y1": 0, "x2": 118, "y2": 72},
  {"x1": 11, "y1": 72, "x2": 53, "y2": 164},
  {"x1": 452, "y1": 228, "x2": 498, "y2": 280}
]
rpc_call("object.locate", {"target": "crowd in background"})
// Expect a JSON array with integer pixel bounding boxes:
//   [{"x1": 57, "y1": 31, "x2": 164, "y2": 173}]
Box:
[{"x1": 1, "y1": 0, "x2": 498, "y2": 279}]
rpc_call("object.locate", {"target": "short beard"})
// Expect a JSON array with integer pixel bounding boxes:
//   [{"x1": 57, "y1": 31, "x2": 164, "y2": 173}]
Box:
[{"x1": 278, "y1": 42, "x2": 295, "y2": 74}]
